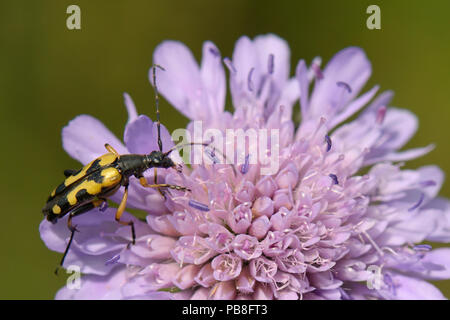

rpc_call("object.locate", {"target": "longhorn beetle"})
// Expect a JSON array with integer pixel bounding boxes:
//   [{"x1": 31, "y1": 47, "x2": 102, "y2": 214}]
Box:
[{"x1": 42, "y1": 65, "x2": 206, "y2": 274}]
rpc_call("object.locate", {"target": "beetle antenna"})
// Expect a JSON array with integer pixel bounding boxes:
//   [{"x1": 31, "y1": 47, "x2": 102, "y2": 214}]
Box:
[
  {"x1": 151, "y1": 64, "x2": 165, "y2": 152},
  {"x1": 164, "y1": 142, "x2": 237, "y2": 176},
  {"x1": 164, "y1": 142, "x2": 210, "y2": 157}
]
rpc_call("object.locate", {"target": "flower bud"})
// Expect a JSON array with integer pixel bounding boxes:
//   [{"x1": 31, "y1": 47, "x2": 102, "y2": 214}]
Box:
[
  {"x1": 235, "y1": 180, "x2": 255, "y2": 203},
  {"x1": 173, "y1": 264, "x2": 201, "y2": 290},
  {"x1": 255, "y1": 176, "x2": 277, "y2": 197},
  {"x1": 236, "y1": 267, "x2": 255, "y2": 294},
  {"x1": 194, "y1": 264, "x2": 216, "y2": 288},
  {"x1": 248, "y1": 216, "x2": 271, "y2": 240},
  {"x1": 211, "y1": 253, "x2": 242, "y2": 281},
  {"x1": 232, "y1": 234, "x2": 262, "y2": 260},
  {"x1": 227, "y1": 203, "x2": 252, "y2": 233},
  {"x1": 252, "y1": 196, "x2": 274, "y2": 217},
  {"x1": 276, "y1": 162, "x2": 299, "y2": 189},
  {"x1": 210, "y1": 281, "x2": 236, "y2": 300}
]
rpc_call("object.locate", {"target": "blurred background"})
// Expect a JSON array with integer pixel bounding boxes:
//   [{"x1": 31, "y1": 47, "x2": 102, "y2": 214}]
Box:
[{"x1": 0, "y1": 0, "x2": 449, "y2": 299}]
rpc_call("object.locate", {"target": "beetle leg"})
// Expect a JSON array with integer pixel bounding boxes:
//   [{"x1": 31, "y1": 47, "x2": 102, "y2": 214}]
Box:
[
  {"x1": 56, "y1": 199, "x2": 106, "y2": 275},
  {"x1": 154, "y1": 167, "x2": 165, "y2": 197},
  {"x1": 104, "y1": 143, "x2": 120, "y2": 158},
  {"x1": 63, "y1": 169, "x2": 78, "y2": 177},
  {"x1": 139, "y1": 176, "x2": 190, "y2": 192},
  {"x1": 114, "y1": 184, "x2": 135, "y2": 246}
]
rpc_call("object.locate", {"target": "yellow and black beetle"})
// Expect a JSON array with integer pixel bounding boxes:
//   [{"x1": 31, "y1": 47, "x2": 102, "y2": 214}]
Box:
[{"x1": 42, "y1": 65, "x2": 202, "y2": 273}]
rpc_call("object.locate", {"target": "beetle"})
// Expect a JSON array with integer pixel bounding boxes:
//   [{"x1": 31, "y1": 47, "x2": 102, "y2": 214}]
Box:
[{"x1": 42, "y1": 65, "x2": 204, "y2": 273}]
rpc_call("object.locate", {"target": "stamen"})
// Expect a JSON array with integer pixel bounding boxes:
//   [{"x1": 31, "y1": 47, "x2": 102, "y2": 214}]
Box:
[
  {"x1": 256, "y1": 75, "x2": 268, "y2": 97},
  {"x1": 413, "y1": 244, "x2": 432, "y2": 252},
  {"x1": 240, "y1": 154, "x2": 250, "y2": 174},
  {"x1": 381, "y1": 247, "x2": 398, "y2": 256},
  {"x1": 205, "y1": 148, "x2": 220, "y2": 164},
  {"x1": 329, "y1": 174, "x2": 339, "y2": 185},
  {"x1": 376, "y1": 106, "x2": 387, "y2": 125},
  {"x1": 189, "y1": 199, "x2": 210, "y2": 212},
  {"x1": 311, "y1": 62, "x2": 323, "y2": 80},
  {"x1": 325, "y1": 135, "x2": 332, "y2": 152},
  {"x1": 223, "y1": 57, "x2": 236, "y2": 74},
  {"x1": 408, "y1": 192, "x2": 425, "y2": 212},
  {"x1": 361, "y1": 230, "x2": 384, "y2": 257},
  {"x1": 268, "y1": 54, "x2": 274, "y2": 74},
  {"x1": 209, "y1": 46, "x2": 220, "y2": 57},
  {"x1": 105, "y1": 254, "x2": 120, "y2": 266},
  {"x1": 339, "y1": 288, "x2": 352, "y2": 300},
  {"x1": 99, "y1": 201, "x2": 108, "y2": 212},
  {"x1": 247, "y1": 68, "x2": 255, "y2": 92},
  {"x1": 420, "y1": 180, "x2": 437, "y2": 187},
  {"x1": 383, "y1": 273, "x2": 396, "y2": 296},
  {"x1": 336, "y1": 81, "x2": 352, "y2": 93},
  {"x1": 312, "y1": 117, "x2": 327, "y2": 138}
]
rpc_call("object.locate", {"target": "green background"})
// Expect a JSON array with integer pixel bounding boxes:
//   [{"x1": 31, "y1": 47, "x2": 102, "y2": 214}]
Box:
[{"x1": 0, "y1": 0, "x2": 449, "y2": 299}]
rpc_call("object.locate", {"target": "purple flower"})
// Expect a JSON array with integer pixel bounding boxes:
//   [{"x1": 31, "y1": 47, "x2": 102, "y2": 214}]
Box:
[{"x1": 41, "y1": 34, "x2": 450, "y2": 300}]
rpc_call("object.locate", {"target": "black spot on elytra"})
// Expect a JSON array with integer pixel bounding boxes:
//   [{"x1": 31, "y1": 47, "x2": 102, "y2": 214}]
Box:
[
  {"x1": 55, "y1": 182, "x2": 66, "y2": 195},
  {"x1": 85, "y1": 159, "x2": 102, "y2": 175},
  {"x1": 74, "y1": 188, "x2": 91, "y2": 204},
  {"x1": 86, "y1": 170, "x2": 105, "y2": 184},
  {"x1": 56, "y1": 196, "x2": 72, "y2": 214}
]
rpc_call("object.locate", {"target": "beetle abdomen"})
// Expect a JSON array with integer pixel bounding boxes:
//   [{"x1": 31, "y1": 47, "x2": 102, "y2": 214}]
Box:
[{"x1": 42, "y1": 166, "x2": 123, "y2": 222}]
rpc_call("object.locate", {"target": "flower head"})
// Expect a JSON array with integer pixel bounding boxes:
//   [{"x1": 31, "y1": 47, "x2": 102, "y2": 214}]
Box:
[{"x1": 40, "y1": 34, "x2": 450, "y2": 300}]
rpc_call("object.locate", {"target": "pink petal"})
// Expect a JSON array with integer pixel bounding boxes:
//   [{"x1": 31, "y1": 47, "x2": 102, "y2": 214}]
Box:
[
  {"x1": 296, "y1": 59, "x2": 309, "y2": 119},
  {"x1": 388, "y1": 274, "x2": 446, "y2": 300},
  {"x1": 417, "y1": 248, "x2": 450, "y2": 280},
  {"x1": 308, "y1": 47, "x2": 372, "y2": 121},
  {"x1": 62, "y1": 115, "x2": 128, "y2": 165},
  {"x1": 173, "y1": 264, "x2": 201, "y2": 290},
  {"x1": 55, "y1": 267, "x2": 128, "y2": 300},
  {"x1": 424, "y1": 198, "x2": 450, "y2": 242},
  {"x1": 200, "y1": 41, "x2": 226, "y2": 116},
  {"x1": 124, "y1": 115, "x2": 158, "y2": 154},
  {"x1": 253, "y1": 33, "x2": 290, "y2": 87},
  {"x1": 328, "y1": 85, "x2": 379, "y2": 129},
  {"x1": 152, "y1": 41, "x2": 206, "y2": 120}
]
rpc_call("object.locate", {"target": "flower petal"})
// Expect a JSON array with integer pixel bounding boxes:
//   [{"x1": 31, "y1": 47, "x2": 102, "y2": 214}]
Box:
[
  {"x1": 296, "y1": 59, "x2": 309, "y2": 120},
  {"x1": 253, "y1": 33, "x2": 290, "y2": 87},
  {"x1": 387, "y1": 274, "x2": 446, "y2": 300},
  {"x1": 308, "y1": 47, "x2": 372, "y2": 121},
  {"x1": 418, "y1": 248, "x2": 450, "y2": 280},
  {"x1": 376, "y1": 210, "x2": 436, "y2": 246},
  {"x1": 200, "y1": 41, "x2": 226, "y2": 116},
  {"x1": 55, "y1": 267, "x2": 127, "y2": 300},
  {"x1": 424, "y1": 198, "x2": 450, "y2": 242},
  {"x1": 124, "y1": 114, "x2": 174, "y2": 153},
  {"x1": 328, "y1": 85, "x2": 379, "y2": 129},
  {"x1": 62, "y1": 115, "x2": 128, "y2": 165},
  {"x1": 152, "y1": 41, "x2": 206, "y2": 120},
  {"x1": 124, "y1": 115, "x2": 158, "y2": 154},
  {"x1": 362, "y1": 90, "x2": 394, "y2": 115},
  {"x1": 230, "y1": 35, "x2": 259, "y2": 106}
]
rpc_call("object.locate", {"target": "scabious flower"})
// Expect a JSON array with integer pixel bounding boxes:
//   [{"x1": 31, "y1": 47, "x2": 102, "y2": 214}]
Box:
[{"x1": 40, "y1": 34, "x2": 450, "y2": 300}]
